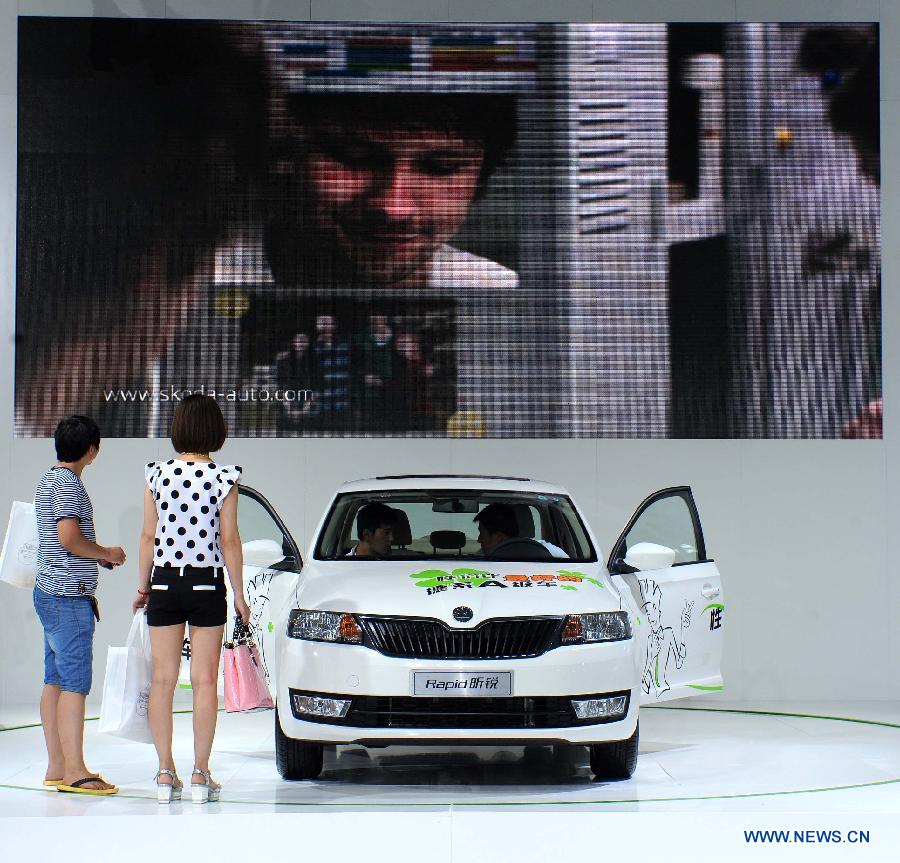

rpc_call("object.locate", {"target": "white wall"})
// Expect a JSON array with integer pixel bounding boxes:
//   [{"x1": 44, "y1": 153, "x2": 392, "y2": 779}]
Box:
[{"x1": 1, "y1": 0, "x2": 896, "y2": 710}]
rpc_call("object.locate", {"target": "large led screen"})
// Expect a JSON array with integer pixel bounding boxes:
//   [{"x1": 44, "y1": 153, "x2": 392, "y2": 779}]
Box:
[{"x1": 15, "y1": 19, "x2": 881, "y2": 438}]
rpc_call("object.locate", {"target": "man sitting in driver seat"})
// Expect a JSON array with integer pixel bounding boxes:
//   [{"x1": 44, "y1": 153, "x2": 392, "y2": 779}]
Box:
[
  {"x1": 347, "y1": 503, "x2": 398, "y2": 558},
  {"x1": 474, "y1": 503, "x2": 568, "y2": 558}
]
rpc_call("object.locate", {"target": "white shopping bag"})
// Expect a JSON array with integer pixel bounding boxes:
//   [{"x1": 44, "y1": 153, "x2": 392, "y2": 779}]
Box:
[
  {"x1": 176, "y1": 636, "x2": 226, "y2": 696},
  {"x1": 178, "y1": 637, "x2": 192, "y2": 690},
  {"x1": 98, "y1": 612, "x2": 153, "y2": 743},
  {"x1": 0, "y1": 501, "x2": 39, "y2": 590}
]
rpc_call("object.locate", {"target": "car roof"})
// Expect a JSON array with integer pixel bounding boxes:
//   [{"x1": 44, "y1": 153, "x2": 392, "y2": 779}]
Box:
[{"x1": 336, "y1": 475, "x2": 570, "y2": 495}]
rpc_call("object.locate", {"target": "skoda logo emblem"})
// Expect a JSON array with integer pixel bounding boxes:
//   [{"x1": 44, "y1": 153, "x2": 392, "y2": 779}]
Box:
[{"x1": 453, "y1": 606, "x2": 474, "y2": 623}]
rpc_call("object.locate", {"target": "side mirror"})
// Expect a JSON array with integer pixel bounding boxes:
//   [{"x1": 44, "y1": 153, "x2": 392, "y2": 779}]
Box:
[
  {"x1": 624, "y1": 541, "x2": 676, "y2": 572},
  {"x1": 242, "y1": 538, "x2": 285, "y2": 569}
]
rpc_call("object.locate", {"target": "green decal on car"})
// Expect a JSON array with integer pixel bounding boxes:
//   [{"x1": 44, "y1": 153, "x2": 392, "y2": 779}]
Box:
[
  {"x1": 409, "y1": 568, "x2": 604, "y2": 593},
  {"x1": 556, "y1": 570, "x2": 604, "y2": 589}
]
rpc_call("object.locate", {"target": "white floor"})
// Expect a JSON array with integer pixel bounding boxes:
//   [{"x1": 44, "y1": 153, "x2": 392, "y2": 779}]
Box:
[
  {"x1": 3, "y1": 699, "x2": 900, "y2": 811},
  {"x1": 3, "y1": 701, "x2": 900, "y2": 861}
]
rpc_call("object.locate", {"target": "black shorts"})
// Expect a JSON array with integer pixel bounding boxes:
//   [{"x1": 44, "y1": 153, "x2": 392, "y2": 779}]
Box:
[{"x1": 146, "y1": 565, "x2": 227, "y2": 628}]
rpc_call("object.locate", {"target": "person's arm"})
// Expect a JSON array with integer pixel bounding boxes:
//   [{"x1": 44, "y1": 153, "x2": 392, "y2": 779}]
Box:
[
  {"x1": 56, "y1": 519, "x2": 125, "y2": 564},
  {"x1": 133, "y1": 486, "x2": 158, "y2": 613},
  {"x1": 219, "y1": 485, "x2": 250, "y2": 624}
]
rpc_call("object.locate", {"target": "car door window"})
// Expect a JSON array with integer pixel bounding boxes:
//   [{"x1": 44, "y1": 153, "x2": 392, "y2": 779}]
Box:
[
  {"x1": 238, "y1": 487, "x2": 302, "y2": 569},
  {"x1": 616, "y1": 489, "x2": 704, "y2": 565},
  {"x1": 235, "y1": 486, "x2": 303, "y2": 697}
]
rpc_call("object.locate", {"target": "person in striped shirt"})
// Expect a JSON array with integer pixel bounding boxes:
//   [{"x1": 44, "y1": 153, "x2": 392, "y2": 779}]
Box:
[{"x1": 33, "y1": 416, "x2": 126, "y2": 795}]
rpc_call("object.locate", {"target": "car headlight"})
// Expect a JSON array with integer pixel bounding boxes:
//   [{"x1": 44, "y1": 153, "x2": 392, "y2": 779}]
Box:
[
  {"x1": 562, "y1": 611, "x2": 632, "y2": 644},
  {"x1": 287, "y1": 609, "x2": 363, "y2": 644}
]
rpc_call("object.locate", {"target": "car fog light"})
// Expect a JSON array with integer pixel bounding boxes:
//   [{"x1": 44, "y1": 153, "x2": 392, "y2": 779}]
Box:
[
  {"x1": 292, "y1": 693, "x2": 351, "y2": 719},
  {"x1": 571, "y1": 695, "x2": 628, "y2": 720}
]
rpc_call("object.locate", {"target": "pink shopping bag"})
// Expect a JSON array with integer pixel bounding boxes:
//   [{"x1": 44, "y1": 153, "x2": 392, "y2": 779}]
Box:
[{"x1": 223, "y1": 621, "x2": 273, "y2": 713}]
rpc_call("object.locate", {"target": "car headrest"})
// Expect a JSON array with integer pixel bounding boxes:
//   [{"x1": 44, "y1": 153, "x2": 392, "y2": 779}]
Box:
[
  {"x1": 512, "y1": 504, "x2": 535, "y2": 538},
  {"x1": 391, "y1": 508, "x2": 412, "y2": 546},
  {"x1": 429, "y1": 530, "x2": 467, "y2": 550}
]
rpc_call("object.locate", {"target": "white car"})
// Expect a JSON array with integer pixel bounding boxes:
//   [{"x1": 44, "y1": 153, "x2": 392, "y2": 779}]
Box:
[{"x1": 233, "y1": 475, "x2": 725, "y2": 781}]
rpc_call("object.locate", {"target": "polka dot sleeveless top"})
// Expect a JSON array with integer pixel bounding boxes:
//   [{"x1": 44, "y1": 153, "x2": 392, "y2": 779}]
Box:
[{"x1": 145, "y1": 460, "x2": 242, "y2": 567}]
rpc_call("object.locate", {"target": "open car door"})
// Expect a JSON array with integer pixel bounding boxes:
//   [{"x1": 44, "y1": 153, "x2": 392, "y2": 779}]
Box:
[
  {"x1": 608, "y1": 486, "x2": 724, "y2": 704},
  {"x1": 223, "y1": 485, "x2": 303, "y2": 698}
]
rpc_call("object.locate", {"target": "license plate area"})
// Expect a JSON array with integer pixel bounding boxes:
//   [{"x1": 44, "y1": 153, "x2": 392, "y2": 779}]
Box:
[{"x1": 411, "y1": 671, "x2": 513, "y2": 697}]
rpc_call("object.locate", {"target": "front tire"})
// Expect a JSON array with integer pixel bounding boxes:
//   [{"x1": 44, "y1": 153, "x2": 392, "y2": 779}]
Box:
[
  {"x1": 589, "y1": 721, "x2": 639, "y2": 780},
  {"x1": 275, "y1": 707, "x2": 324, "y2": 780}
]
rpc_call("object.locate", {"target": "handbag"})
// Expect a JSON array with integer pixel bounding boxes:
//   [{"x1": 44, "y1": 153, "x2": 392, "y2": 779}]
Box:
[
  {"x1": 97, "y1": 612, "x2": 154, "y2": 743},
  {"x1": 223, "y1": 619, "x2": 273, "y2": 713},
  {"x1": 0, "y1": 501, "x2": 39, "y2": 590}
]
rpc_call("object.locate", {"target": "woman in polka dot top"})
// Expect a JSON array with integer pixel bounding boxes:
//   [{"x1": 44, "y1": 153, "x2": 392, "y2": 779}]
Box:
[{"x1": 133, "y1": 394, "x2": 250, "y2": 804}]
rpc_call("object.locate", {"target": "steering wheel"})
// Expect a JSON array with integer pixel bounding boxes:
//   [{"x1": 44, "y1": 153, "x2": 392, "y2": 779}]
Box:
[{"x1": 487, "y1": 538, "x2": 553, "y2": 559}]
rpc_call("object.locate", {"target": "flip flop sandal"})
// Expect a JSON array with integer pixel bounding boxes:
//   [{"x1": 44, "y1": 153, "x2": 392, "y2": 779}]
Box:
[
  {"x1": 44, "y1": 772, "x2": 103, "y2": 789},
  {"x1": 57, "y1": 777, "x2": 118, "y2": 796}
]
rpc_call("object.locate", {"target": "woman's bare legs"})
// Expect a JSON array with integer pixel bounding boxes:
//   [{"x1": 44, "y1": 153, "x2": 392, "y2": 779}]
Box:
[
  {"x1": 188, "y1": 624, "x2": 224, "y2": 782},
  {"x1": 148, "y1": 623, "x2": 185, "y2": 785}
]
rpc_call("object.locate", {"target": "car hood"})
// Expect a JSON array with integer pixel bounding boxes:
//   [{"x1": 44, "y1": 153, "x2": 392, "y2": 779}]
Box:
[{"x1": 298, "y1": 560, "x2": 620, "y2": 625}]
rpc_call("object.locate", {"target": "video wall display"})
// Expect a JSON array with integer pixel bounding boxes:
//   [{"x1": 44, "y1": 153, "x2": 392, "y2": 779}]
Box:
[{"x1": 15, "y1": 19, "x2": 880, "y2": 438}]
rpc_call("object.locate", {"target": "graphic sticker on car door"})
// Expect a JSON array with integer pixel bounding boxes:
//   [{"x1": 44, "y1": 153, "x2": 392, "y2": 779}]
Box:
[{"x1": 638, "y1": 576, "x2": 693, "y2": 698}]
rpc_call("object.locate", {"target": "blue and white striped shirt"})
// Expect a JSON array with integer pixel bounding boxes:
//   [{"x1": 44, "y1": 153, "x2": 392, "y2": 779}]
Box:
[{"x1": 34, "y1": 466, "x2": 98, "y2": 597}]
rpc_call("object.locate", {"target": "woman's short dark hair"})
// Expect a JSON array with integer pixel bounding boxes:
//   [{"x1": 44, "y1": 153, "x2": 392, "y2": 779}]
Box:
[
  {"x1": 54, "y1": 415, "x2": 101, "y2": 462},
  {"x1": 170, "y1": 394, "x2": 227, "y2": 454}
]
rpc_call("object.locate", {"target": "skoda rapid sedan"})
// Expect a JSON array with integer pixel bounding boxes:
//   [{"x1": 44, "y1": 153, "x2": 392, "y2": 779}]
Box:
[{"x1": 231, "y1": 476, "x2": 724, "y2": 781}]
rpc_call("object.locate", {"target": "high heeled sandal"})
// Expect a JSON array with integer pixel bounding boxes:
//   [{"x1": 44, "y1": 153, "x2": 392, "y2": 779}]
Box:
[
  {"x1": 154, "y1": 768, "x2": 183, "y2": 804},
  {"x1": 191, "y1": 767, "x2": 220, "y2": 804}
]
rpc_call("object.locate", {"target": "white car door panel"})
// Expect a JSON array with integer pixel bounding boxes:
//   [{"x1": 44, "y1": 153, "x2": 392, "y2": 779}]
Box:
[
  {"x1": 226, "y1": 486, "x2": 303, "y2": 698},
  {"x1": 609, "y1": 487, "x2": 724, "y2": 704}
]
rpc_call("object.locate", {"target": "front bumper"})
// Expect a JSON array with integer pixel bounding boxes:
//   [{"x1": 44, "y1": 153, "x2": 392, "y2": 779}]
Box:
[{"x1": 276, "y1": 636, "x2": 639, "y2": 744}]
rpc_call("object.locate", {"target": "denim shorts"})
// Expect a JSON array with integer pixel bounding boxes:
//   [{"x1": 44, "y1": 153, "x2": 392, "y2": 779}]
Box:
[{"x1": 33, "y1": 585, "x2": 95, "y2": 696}]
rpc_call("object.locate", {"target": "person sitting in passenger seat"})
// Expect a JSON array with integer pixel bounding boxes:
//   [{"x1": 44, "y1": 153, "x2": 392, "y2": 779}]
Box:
[
  {"x1": 473, "y1": 503, "x2": 568, "y2": 558},
  {"x1": 346, "y1": 503, "x2": 398, "y2": 558}
]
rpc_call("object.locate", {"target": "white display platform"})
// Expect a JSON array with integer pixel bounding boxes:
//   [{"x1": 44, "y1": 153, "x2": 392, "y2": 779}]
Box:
[{"x1": 2, "y1": 702, "x2": 899, "y2": 861}]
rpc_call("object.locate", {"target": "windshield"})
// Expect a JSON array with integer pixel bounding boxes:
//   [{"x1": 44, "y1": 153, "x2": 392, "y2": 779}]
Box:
[{"x1": 314, "y1": 490, "x2": 597, "y2": 562}]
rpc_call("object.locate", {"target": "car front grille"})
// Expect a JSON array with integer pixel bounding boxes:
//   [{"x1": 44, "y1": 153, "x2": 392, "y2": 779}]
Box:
[
  {"x1": 358, "y1": 615, "x2": 564, "y2": 660},
  {"x1": 289, "y1": 689, "x2": 630, "y2": 729}
]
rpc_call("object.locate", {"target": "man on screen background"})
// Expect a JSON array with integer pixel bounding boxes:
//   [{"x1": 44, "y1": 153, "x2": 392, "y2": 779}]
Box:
[
  {"x1": 212, "y1": 58, "x2": 525, "y2": 435},
  {"x1": 164, "y1": 48, "x2": 526, "y2": 437}
]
